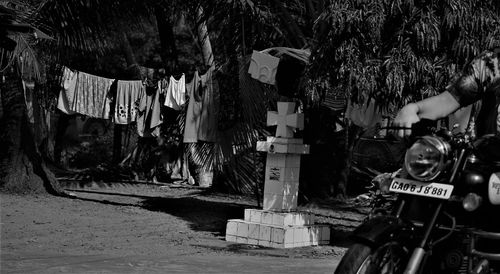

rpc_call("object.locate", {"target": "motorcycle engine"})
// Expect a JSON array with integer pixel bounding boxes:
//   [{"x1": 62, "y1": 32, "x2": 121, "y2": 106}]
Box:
[
  {"x1": 431, "y1": 236, "x2": 470, "y2": 274},
  {"x1": 442, "y1": 249, "x2": 467, "y2": 272},
  {"x1": 473, "y1": 134, "x2": 500, "y2": 165}
]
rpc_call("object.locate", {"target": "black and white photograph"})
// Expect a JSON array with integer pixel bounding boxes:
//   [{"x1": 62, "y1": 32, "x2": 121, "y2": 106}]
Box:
[{"x1": 1, "y1": 0, "x2": 500, "y2": 273}]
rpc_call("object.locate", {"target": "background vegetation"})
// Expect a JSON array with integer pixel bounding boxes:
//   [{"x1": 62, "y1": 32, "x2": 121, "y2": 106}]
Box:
[{"x1": 2, "y1": 0, "x2": 500, "y2": 199}]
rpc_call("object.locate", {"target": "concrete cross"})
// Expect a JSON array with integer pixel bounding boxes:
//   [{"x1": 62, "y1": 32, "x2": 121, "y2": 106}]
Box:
[{"x1": 267, "y1": 102, "x2": 304, "y2": 138}]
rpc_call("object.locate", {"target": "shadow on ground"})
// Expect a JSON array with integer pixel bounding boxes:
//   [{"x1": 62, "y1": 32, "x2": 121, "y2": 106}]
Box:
[
  {"x1": 140, "y1": 196, "x2": 247, "y2": 234},
  {"x1": 65, "y1": 183, "x2": 365, "y2": 251},
  {"x1": 66, "y1": 187, "x2": 251, "y2": 235}
]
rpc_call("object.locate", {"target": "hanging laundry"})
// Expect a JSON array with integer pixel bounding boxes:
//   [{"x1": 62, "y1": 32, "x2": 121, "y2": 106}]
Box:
[
  {"x1": 114, "y1": 80, "x2": 144, "y2": 124},
  {"x1": 184, "y1": 71, "x2": 202, "y2": 143},
  {"x1": 345, "y1": 97, "x2": 383, "y2": 128},
  {"x1": 160, "y1": 77, "x2": 169, "y2": 93},
  {"x1": 0, "y1": 83, "x2": 3, "y2": 119},
  {"x1": 164, "y1": 74, "x2": 186, "y2": 110},
  {"x1": 136, "y1": 83, "x2": 163, "y2": 137},
  {"x1": 322, "y1": 92, "x2": 347, "y2": 112},
  {"x1": 22, "y1": 80, "x2": 35, "y2": 123},
  {"x1": 72, "y1": 71, "x2": 114, "y2": 119},
  {"x1": 248, "y1": 50, "x2": 280, "y2": 85},
  {"x1": 150, "y1": 82, "x2": 163, "y2": 133},
  {"x1": 183, "y1": 68, "x2": 218, "y2": 143},
  {"x1": 57, "y1": 66, "x2": 77, "y2": 115}
]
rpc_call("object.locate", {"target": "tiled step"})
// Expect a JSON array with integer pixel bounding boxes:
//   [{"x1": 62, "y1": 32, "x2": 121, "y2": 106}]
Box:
[
  {"x1": 225, "y1": 219, "x2": 331, "y2": 248},
  {"x1": 243, "y1": 209, "x2": 315, "y2": 226}
]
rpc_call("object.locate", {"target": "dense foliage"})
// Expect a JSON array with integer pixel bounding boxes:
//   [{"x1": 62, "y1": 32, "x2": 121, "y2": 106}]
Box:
[{"x1": 308, "y1": 0, "x2": 500, "y2": 111}]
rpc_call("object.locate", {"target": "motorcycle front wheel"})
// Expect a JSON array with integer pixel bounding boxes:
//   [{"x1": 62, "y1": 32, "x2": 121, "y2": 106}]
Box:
[{"x1": 334, "y1": 242, "x2": 410, "y2": 274}]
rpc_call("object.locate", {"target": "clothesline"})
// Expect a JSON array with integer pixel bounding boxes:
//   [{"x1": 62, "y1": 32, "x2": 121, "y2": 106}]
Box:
[{"x1": 57, "y1": 65, "x2": 218, "y2": 143}]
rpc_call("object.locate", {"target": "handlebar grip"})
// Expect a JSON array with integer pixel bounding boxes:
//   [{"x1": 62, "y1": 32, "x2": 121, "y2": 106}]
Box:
[{"x1": 411, "y1": 119, "x2": 437, "y2": 137}]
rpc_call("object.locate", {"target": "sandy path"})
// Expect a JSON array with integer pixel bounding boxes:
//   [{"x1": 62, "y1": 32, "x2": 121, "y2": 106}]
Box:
[{"x1": 1, "y1": 184, "x2": 348, "y2": 273}]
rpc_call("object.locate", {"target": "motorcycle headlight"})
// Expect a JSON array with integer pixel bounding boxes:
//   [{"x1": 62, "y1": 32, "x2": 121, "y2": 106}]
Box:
[{"x1": 404, "y1": 136, "x2": 450, "y2": 181}]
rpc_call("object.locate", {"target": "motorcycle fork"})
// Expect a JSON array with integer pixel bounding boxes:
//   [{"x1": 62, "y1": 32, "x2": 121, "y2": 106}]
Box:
[
  {"x1": 403, "y1": 149, "x2": 467, "y2": 274},
  {"x1": 403, "y1": 201, "x2": 443, "y2": 274}
]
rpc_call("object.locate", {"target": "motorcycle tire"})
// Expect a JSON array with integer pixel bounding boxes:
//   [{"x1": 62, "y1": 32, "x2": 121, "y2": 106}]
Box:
[{"x1": 334, "y1": 242, "x2": 409, "y2": 274}]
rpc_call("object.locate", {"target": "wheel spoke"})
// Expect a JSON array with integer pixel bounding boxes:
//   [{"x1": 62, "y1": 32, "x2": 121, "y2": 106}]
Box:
[{"x1": 370, "y1": 242, "x2": 407, "y2": 274}]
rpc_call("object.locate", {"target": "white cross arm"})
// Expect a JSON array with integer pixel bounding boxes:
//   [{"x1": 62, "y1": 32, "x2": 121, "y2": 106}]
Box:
[
  {"x1": 286, "y1": 113, "x2": 304, "y2": 130},
  {"x1": 266, "y1": 102, "x2": 304, "y2": 138}
]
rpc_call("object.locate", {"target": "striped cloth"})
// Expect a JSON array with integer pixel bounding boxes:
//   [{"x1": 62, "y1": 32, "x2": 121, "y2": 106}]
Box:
[{"x1": 322, "y1": 93, "x2": 347, "y2": 111}]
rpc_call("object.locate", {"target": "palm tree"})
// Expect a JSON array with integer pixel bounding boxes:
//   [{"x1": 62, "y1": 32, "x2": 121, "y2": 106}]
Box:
[
  {"x1": 307, "y1": 0, "x2": 500, "y2": 197},
  {"x1": 0, "y1": 1, "x2": 67, "y2": 194},
  {"x1": 1, "y1": 0, "x2": 320, "y2": 194},
  {"x1": 0, "y1": 0, "x2": 159, "y2": 194}
]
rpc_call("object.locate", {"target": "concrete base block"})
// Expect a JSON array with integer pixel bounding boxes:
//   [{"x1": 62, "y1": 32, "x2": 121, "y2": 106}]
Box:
[
  {"x1": 248, "y1": 238, "x2": 259, "y2": 245},
  {"x1": 225, "y1": 218, "x2": 331, "y2": 248},
  {"x1": 236, "y1": 236, "x2": 248, "y2": 244},
  {"x1": 243, "y1": 209, "x2": 315, "y2": 226},
  {"x1": 225, "y1": 235, "x2": 237, "y2": 242}
]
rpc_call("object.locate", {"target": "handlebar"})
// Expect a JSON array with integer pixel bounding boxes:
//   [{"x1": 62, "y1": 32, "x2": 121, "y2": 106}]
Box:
[{"x1": 379, "y1": 119, "x2": 440, "y2": 145}]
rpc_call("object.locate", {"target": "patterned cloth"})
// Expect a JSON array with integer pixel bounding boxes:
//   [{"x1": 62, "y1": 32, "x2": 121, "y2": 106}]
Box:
[
  {"x1": 447, "y1": 48, "x2": 500, "y2": 135},
  {"x1": 114, "y1": 80, "x2": 144, "y2": 124},
  {"x1": 57, "y1": 67, "x2": 78, "y2": 115},
  {"x1": 72, "y1": 72, "x2": 114, "y2": 118}
]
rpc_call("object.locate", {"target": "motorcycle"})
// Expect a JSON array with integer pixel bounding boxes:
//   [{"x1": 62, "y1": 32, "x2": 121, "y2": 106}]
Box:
[{"x1": 335, "y1": 121, "x2": 500, "y2": 274}]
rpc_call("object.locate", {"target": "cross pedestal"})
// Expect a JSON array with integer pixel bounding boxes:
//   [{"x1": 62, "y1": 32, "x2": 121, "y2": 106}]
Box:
[
  {"x1": 225, "y1": 102, "x2": 331, "y2": 248},
  {"x1": 256, "y1": 137, "x2": 308, "y2": 211}
]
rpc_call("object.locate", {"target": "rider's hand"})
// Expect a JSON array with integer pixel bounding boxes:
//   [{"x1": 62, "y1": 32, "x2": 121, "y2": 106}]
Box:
[{"x1": 393, "y1": 103, "x2": 420, "y2": 138}]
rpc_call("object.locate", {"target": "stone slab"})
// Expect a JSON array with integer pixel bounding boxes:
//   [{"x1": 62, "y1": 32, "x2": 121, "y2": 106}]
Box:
[
  {"x1": 256, "y1": 141, "x2": 310, "y2": 155},
  {"x1": 266, "y1": 137, "x2": 303, "y2": 144}
]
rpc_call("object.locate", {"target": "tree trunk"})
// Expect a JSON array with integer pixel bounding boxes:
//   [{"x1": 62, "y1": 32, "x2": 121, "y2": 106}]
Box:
[
  {"x1": 0, "y1": 66, "x2": 66, "y2": 195},
  {"x1": 54, "y1": 112, "x2": 70, "y2": 165},
  {"x1": 335, "y1": 122, "x2": 363, "y2": 199},
  {"x1": 32, "y1": 83, "x2": 55, "y2": 160},
  {"x1": 270, "y1": 0, "x2": 307, "y2": 48},
  {"x1": 191, "y1": 8, "x2": 216, "y2": 187},
  {"x1": 155, "y1": 6, "x2": 179, "y2": 72},
  {"x1": 121, "y1": 32, "x2": 142, "y2": 79},
  {"x1": 196, "y1": 7, "x2": 214, "y2": 69},
  {"x1": 112, "y1": 33, "x2": 142, "y2": 164}
]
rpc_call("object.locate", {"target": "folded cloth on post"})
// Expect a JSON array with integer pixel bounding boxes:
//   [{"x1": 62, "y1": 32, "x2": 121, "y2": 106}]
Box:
[
  {"x1": 248, "y1": 50, "x2": 280, "y2": 85},
  {"x1": 114, "y1": 80, "x2": 144, "y2": 124}
]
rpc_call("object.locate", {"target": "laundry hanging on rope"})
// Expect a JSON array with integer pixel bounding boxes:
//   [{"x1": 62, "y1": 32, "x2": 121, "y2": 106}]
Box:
[{"x1": 56, "y1": 66, "x2": 219, "y2": 144}]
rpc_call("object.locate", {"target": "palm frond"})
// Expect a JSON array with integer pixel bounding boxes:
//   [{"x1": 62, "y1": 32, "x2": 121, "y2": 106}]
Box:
[{"x1": 13, "y1": 33, "x2": 42, "y2": 81}]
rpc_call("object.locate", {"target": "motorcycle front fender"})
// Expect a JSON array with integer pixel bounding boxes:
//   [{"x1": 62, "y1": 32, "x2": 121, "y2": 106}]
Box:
[{"x1": 350, "y1": 215, "x2": 413, "y2": 247}]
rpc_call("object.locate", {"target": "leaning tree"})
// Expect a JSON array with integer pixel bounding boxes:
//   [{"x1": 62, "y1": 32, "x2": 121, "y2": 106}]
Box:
[
  {"x1": 0, "y1": 0, "x2": 320, "y2": 194},
  {"x1": 307, "y1": 0, "x2": 500, "y2": 197},
  {"x1": 0, "y1": 2, "x2": 70, "y2": 194},
  {"x1": 0, "y1": 0, "x2": 154, "y2": 194}
]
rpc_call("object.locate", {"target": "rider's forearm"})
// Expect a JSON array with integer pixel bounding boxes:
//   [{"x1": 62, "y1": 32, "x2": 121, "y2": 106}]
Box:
[{"x1": 414, "y1": 91, "x2": 461, "y2": 120}]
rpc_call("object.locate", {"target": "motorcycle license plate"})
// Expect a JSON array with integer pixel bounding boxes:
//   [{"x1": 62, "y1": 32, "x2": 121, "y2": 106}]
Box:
[{"x1": 389, "y1": 178, "x2": 453, "y2": 199}]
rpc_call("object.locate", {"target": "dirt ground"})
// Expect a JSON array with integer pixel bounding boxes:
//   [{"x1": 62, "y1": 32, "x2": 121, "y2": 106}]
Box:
[{"x1": 1, "y1": 181, "x2": 367, "y2": 273}]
